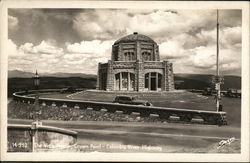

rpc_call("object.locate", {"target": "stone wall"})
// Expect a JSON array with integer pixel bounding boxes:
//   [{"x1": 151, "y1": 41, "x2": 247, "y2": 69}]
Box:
[
  {"x1": 97, "y1": 34, "x2": 174, "y2": 92},
  {"x1": 164, "y1": 61, "x2": 175, "y2": 91},
  {"x1": 106, "y1": 60, "x2": 114, "y2": 91},
  {"x1": 97, "y1": 60, "x2": 174, "y2": 91}
]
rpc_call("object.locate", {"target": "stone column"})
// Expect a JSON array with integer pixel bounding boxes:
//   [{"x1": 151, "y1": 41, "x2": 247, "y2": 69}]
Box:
[
  {"x1": 162, "y1": 61, "x2": 167, "y2": 91},
  {"x1": 152, "y1": 44, "x2": 155, "y2": 61},
  {"x1": 119, "y1": 72, "x2": 122, "y2": 90},
  {"x1": 128, "y1": 72, "x2": 130, "y2": 91},
  {"x1": 164, "y1": 61, "x2": 175, "y2": 91},
  {"x1": 106, "y1": 60, "x2": 114, "y2": 91},
  {"x1": 168, "y1": 63, "x2": 175, "y2": 91},
  {"x1": 136, "y1": 60, "x2": 144, "y2": 91},
  {"x1": 156, "y1": 72, "x2": 158, "y2": 91},
  {"x1": 136, "y1": 42, "x2": 141, "y2": 61},
  {"x1": 118, "y1": 44, "x2": 123, "y2": 61},
  {"x1": 96, "y1": 63, "x2": 101, "y2": 90},
  {"x1": 148, "y1": 72, "x2": 151, "y2": 91},
  {"x1": 155, "y1": 45, "x2": 160, "y2": 61}
]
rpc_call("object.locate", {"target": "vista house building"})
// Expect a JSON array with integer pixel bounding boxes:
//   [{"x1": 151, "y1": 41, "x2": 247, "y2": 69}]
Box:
[{"x1": 97, "y1": 32, "x2": 174, "y2": 92}]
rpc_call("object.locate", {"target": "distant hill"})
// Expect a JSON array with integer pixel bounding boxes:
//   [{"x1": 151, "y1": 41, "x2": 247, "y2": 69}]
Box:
[
  {"x1": 42, "y1": 72, "x2": 97, "y2": 79},
  {"x1": 8, "y1": 70, "x2": 35, "y2": 78},
  {"x1": 8, "y1": 70, "x2": 241, "y2": 97},
  {"x1": 8, "y1": 77, "x2": 96, "y2": 97},
  {"x1": 174, "y1": 73, "x2": 241, "y2": 90},
  {"x1": 8, "y1": 70, "x2": 97, "y2": 79}
]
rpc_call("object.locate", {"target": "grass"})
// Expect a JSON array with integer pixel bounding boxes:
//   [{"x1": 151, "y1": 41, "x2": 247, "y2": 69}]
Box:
[{"x1": 38, "y1": 90, "x2": 241, "y2": 127}]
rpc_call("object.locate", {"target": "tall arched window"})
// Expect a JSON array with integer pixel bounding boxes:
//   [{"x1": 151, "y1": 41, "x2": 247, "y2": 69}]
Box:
[
  {"x1": 144, "y1": 72, "x2": 162, "y2": 91},
  {"x1": 115, "y1": 72, "x2": 135, "y2": 91}
]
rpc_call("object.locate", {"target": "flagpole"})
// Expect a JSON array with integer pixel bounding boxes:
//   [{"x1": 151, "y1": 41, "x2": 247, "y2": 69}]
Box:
[{"x1": 216, "y1": 9, "x2": 221, "y2": 112}]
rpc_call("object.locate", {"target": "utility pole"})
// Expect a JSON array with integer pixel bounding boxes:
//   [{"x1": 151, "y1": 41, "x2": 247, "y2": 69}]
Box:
[{"x1": 215, "y1": 9, "x2": 222, "y2": 112}]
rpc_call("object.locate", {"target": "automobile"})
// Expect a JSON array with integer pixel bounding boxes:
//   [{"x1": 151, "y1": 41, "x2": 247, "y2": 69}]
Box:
[
  {"x1": 226, "y1": 88, "x2": 241, "y2": 98},
  {"x1": 60, "y1": 87, "x2": 76, "y2": 93},
  {"x1": 112, "y1": 95, "x2": 153, "y2": 106},
  {"x1": 202, "y1": 87, "x2": 213, "y2": 96}
]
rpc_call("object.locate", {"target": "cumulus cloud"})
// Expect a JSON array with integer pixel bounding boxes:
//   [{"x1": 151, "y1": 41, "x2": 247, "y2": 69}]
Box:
[
  {"x1": 8, "y1": 40, "x2": 64, "y2": 73},
  {"x1": 62, "y1": 40, "x2": 114, "y2": 73},
  {"x1": 8, "y1": 39, "x2": 113, "y2": 74},
  {"x1": 72, "y1": 9, "x2": 129, "y2": 40},
  {"x1": 66, "y1": 40, "x2": 113, "y2": 56},
  {"x1": 8, "y1": 9, "x2": 242, "y2": 75}
]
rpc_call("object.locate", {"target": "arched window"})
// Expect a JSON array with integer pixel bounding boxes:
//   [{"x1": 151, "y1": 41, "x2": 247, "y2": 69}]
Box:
[
  {"x1": 144, "y1": 72, "x2": 162, "y2": 91},
  {"x1": 115, "y1": 72, "x2": 135, "y2": 91},
  {"x1": 124, "y1": 52, "x2": 135, "y2": 61},
  {"x1": 124, "y1": 53, "x2": 127, "y2": 61},
  {"x1": 142, "y1": 52, "x2": 151, "y2": 61}
]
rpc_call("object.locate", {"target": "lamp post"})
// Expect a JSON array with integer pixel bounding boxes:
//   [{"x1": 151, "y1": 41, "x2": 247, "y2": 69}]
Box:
[
  {"x1": 32, "y1": 70, "x2": 41, "y2": 123},
  {"x1": 31, "y1": 70, "x2": 42, "y2": 152}
]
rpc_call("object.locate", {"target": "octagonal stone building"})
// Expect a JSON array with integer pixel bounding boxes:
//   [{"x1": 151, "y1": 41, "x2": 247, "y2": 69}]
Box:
[{"x1": 97, "y1": 32, "x2": 174, "y2": 92}]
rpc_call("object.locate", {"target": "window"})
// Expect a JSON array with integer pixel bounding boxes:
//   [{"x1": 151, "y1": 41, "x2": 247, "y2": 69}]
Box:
[
  {"x1": 124, "y1": 53, "x2": 128, "y2": 61},
  {"x1": 124, "y1": 52, "x2": 135, "y2": 61},
  {"x1": 122, "y1": 72, "x2": 128, "y2": 89},
  {"x1": 115, "y1": 72, "x2": 135, "y2": 91},
  {"x1": 142, "y1": 52, "x2": 151, "y2": 61},
  {"x1": 145, "y1": 73, "x2": 149, "y2": 88},
  {"x1": 145, "y1": 72, "x2": 162, "y2": 90},
  {"x1": 158, "y1": 73, "x2": 162, "y2": 88},
  {"x1": 115, "y1": 73, "x2": 120, "y2": 90}
]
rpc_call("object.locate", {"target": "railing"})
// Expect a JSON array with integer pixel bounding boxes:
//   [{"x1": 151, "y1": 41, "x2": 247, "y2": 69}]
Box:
[{"x1": 12, "y1": 90, "x2": 227, "y2": 126}]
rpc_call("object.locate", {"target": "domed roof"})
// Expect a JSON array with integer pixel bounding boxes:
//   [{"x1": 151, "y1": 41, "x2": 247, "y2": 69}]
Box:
[{"x1": 114, "y1": 32, "x2": 155, "y2": 44}]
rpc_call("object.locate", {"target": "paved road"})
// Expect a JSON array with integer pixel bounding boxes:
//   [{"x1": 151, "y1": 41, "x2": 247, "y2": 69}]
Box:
[{"x1": 8, "y1": 119, "x2": 240, "y2": 153}]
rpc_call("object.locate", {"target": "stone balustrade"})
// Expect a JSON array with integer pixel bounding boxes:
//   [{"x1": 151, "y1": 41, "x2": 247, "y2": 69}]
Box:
[{"x1": 12, "y1": 90, "x2": 227, "y2": 125}]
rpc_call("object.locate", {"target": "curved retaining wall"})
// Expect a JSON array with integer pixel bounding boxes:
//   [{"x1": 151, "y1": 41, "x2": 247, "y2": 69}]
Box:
[
  {"x1": 8, "y1": 124, "x2": 77, "y2": 152},
  {"x1": 12, "y1": 90, "x2": 227, "y2": 125}
]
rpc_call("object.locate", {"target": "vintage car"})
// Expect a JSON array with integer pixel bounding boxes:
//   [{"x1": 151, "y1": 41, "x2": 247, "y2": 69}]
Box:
[
  {"x1": 60, "y1": 87, "x2": 76, "y2": 93},
  {"x1": 113, "y1": 95, "x2": 152, "y2": 106},
  {"x1": 226, "y1": 88, "x2": 241, "y2": 98}
]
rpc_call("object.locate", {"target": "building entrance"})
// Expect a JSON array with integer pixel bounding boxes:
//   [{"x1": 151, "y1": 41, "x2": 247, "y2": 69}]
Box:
[
  {"x1": 115, "y1": 72, "x2": 135, "y2": 91},
  {"x1": 145, "y1": 72, "x2": 162, "y2": 91}
]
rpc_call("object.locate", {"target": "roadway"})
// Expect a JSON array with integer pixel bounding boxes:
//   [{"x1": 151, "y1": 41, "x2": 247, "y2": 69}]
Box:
[{"x1": 8, "y1": 119, "x2": 240, "y2": 153}]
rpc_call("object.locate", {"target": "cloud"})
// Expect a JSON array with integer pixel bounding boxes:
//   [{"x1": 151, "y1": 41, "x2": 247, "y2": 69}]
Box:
[
  {"x1": 8, "y1": 40, "x2": 64, "y2": 73},
  {"x1": 8, "y1": 39, "x2": 113, "y2": 74},
  {"x1": 62, "y1": 40, "x2": 114, "y2": 73},
  {"x1": 159, "y1": 40, "x2": 186, "y2": 59},
  {"x1": 8, "y1": 15, "x2": 18, "y2": 30},
  {"x1": 8, "y1": 9, "x2": 82, "y2": 46},
  {"x1": 66, "y1": 40, "x2": 113, "y2": 56},
  {"x1": 8, "y1": 9, "x2": 242, "y2": 75},
  {"x1": 72, "y1": 9, "x2": 129, "y2": 41}
]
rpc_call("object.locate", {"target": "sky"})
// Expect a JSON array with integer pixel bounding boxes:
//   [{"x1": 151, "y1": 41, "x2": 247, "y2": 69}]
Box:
[{"x1": 8, "y1": 9, "x2": 242, "y2": 76}]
